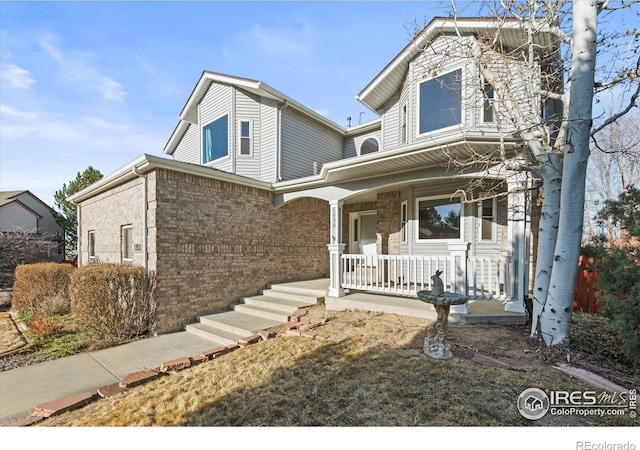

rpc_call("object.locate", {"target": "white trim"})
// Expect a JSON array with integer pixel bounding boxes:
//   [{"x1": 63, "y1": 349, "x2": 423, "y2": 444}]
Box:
[
  {"x1": 121, "y1": 225, "x2": 133, "y2": 263},
  {"x1": 400, "y1": 200, "x2": 408, "y2": 244},
  {"x1": 416, "y1": 67, "x2": 465, "y2": 138},
  {"x1": 238, "y1": 118, "x2": 253, "y2": 157},
  {"x1": 201, "y1": 112, "x2": 231, "y2": 165},
  {"x1": 415, "y1": 194, "x2": 464, "y2": 243},
  {"x1": 358, "y1": 137, "x2": 380, "y2": 156}
]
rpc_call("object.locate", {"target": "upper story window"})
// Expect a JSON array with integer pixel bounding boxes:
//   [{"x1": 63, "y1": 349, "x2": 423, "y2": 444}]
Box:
[
  {"x1": 239, "y1": 120, "x2": 252, "y2": 156},
  {"x1": 416, "y1": 195, "x2": 462, "y2": 241},
  {"x1": 360, "y1": 137, "x2": 379, "y2": 155},
  {"x1": 401, "y1": 104, "x2": 407, "y2": 145},
  {"x1": 418, "y1": 69, "x2": 462, "y2": 135},
  {"x1": 482, "y1": 83, "x2": 495, "y2": 123},
  {"x1": 202, "y1": 114, "x2": 229, "y2": 164}
]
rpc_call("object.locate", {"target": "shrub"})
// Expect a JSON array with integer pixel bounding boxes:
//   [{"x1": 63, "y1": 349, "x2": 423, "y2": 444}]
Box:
[
  {"x1": 70, "y1": 263, "x2": 156, "y2": 347},
  {"x1": 11, "y1": 262, "x2": 75, "y2": 316},
  {"x1": 29, "y1": 315, "x2": 62, "y2": 338},
  {"x1": 0, "y1": 231, "x2": 62, "y2": 289}
]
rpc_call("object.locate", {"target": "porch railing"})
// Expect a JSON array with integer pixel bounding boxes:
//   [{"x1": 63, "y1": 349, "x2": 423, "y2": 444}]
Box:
[{"x1": 341, "y1": 254, "x2": 515, "y2": 300}]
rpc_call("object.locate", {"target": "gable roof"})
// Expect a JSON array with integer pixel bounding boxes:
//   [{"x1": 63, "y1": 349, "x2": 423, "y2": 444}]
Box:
[
  {"x1": 163, "y1": 71, "x2": 347, "y2": 156},
  {"x1": 0, "y1": 192, "x2": 43, "y2": 219},
  {"x1": 356, "y1": 16, "x2": 555, "y2": 112}
]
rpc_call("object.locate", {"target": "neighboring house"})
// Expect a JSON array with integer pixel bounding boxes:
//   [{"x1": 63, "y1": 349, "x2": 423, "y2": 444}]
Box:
[
  {"x1": 70, "y1": 18, "x2": 552, "y2": 334},
  {"x1": 0, "y1": 190, "x2": 65, "y2": 262}
]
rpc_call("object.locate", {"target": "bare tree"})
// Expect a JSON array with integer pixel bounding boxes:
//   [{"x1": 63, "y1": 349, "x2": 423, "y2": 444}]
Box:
[
  {"x1": 585, "y1": 113, "x2": 640, "y2": 244},
  {"x1": 0, "y1": 230, "x2": 60, "y2": 289},
  {"x1": 419, "y1": 0, "x2": 639, "y2": 345}
]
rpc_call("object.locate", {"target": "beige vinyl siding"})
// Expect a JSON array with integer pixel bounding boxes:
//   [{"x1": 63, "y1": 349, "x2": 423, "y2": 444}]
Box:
[
  {"x1": 381, "y1": 92, "x2": 401, "y2": 152},
  {"x1": 280, "y1": 108, "x2": 343, "y2": 181},
  {"x1": 172, "y1": 123, "x2": 200, "y2": 165},
  {"x1": 234, "y1": 88, "x2": 261, "y2": 180},
  {"x1": 201, "y1": 83, "x2": 233, "y2": 172},
  {"x1": 343, "y1": 137, "x2": 357, "y2": 159},
  {"x1": 259, "y1": 98, "x2": 278, "y2": 182}
]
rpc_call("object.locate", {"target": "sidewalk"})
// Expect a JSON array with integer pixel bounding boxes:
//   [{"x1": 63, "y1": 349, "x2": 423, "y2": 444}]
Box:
[{"x1": 0, "y1": 331, "x2": 221, "y2": 423}]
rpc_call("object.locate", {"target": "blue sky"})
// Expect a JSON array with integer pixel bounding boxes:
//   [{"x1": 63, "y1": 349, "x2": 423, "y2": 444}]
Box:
[
  {"x1": 1, "y1": 1, "x2": 637, "y2": 209},
  {"x1": 2, "y1": 0, "x2": 467, "y2": 207}
]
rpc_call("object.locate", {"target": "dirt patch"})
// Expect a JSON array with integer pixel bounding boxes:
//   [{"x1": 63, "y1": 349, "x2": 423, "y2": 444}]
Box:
[{"x1": 0, "y1": 309, "x2": 28, "y2": 357}]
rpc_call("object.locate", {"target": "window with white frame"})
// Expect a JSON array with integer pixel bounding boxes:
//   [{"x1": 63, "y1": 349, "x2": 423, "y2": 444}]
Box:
[
  {"x1": 121, "y1": 225, "x2": 133, "y2": 262},
  {"x1": 202, "y1": 114, "x2": 229, "y2": 163},
  {"x1": 401, "y1": 104, "x2": 407, "y2": 145},
  {"x1": 416, "y1": 196, "x2": 462, "y2": 241},
  {"x1": 482, "y1": 82, "x2": 495, "y2": 123},
  {"x1": 418, "y1": 69, "x2": 462, "y2": 134},
  {"x1": 88, "y1": 230, "x2": 96, "y2": 259},
  {"x1": 360, "y1": 137, "x2": 379, "y2": 155},
  {"x1": 480, "y1": 198, "x2": 496, "y2": 241},
  {"x1": 239, "y1": 119, "x2": 252, "y2": 156},
  {"x1": 400, "y1": 201, "x2": 408, "y2": 243}
]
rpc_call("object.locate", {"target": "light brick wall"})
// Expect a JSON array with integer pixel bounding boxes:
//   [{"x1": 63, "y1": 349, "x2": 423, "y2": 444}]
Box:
[
  {"x1": 153, "y1": 169, "x2": 329, "y2": 333},
  {"x1": 78, "y1": 177, "x2": 150, "y2": 267}
]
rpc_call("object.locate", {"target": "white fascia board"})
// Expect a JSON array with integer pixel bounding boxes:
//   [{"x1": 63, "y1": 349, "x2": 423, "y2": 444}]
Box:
[
  {"x1": 345, "y1": 118, "x2": 382, "y2": 136},
  {"x1": 68, "y1": 154, "x2": 272, "y2": 204},
  {"x1": 163, "y1": 120, "x2": 190, "y2": 155},
  {"x1": 273, "y1": 131, "x2": 522, "y2": 193}
]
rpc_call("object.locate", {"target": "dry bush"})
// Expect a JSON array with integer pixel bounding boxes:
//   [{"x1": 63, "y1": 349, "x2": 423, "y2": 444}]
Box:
[
  {"x1": 0, "y1": 231, "x2": 62, "y2": 289},
  {"x1": 11, "y1": 262, "x2": 75, "y2": 315},
  {"x1": 69, "y1": 263, "x2": 156, "y2": 347},
  {"x1": 29, "y1": 315, "x2": 62, "y2": 338}
]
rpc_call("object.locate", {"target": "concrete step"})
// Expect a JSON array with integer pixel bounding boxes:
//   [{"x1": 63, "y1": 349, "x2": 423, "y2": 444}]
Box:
[
  {"x1": 257, "y1": 289, "x2": 321, "y2": 305},
  {"x1": 199, "y1": 311, "x2": 283, "y2": 337},
  {"x1": 241, "y1": 295, "x2": 314, "y2": 313},
  {"x1": 185, "y1": 323, "x2": 242, "y2": 346},
  {"x1": 265, "y1": 280, "x2": 328, "y2": 298},
  {"x1": 231, "y1": 303, "x2": 291, "y2": 322}
]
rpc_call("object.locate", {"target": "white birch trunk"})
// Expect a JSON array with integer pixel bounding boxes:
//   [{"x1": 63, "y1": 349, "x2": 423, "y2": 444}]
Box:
[
  {"x1": 530, "y1": 153, "x2": 562, "y2": 340},
  {"x1": 538, "y1": 0, "x2": 598, "y2": 345}
]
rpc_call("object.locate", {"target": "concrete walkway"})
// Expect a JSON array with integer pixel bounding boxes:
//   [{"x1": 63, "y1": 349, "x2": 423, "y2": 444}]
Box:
[{"x1": 0, "y1": 331, "x2": 220, "y2": 423}]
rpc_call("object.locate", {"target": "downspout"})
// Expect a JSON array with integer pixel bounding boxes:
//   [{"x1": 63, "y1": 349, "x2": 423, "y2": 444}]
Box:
[
  {"x1": 77, "y1": 204, "x2": 82, "y2": 268},
  {"x1": 132, "y1": 166, "x2": 148, "y2": 270}
]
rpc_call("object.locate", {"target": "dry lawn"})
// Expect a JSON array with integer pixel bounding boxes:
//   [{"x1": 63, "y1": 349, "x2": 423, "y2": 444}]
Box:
[
  {"x1": 38, "y1": 306, "x2": 637, "y2": 427},
  {"x1": 0, "y1": 311, "x2": 27, "y2": 356}
]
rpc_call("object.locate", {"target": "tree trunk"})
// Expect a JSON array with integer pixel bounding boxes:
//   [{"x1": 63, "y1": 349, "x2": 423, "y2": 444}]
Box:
[
  {"x1": 538, "y1": 0, "x2": 597, "y2": 346},
  {"x1": 530, "y1": 154, "x2": 562, "y2": 341}
]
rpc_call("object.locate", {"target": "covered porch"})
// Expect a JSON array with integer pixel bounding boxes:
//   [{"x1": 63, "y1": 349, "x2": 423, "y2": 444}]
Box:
[{"x1": 278, "y1": 278, "x2": 527, "y2": 324}]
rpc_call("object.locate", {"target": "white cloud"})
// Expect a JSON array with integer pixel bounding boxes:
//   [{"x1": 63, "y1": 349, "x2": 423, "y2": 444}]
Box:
[
  {"x1": 0, "y1": 64, "x2": 36, "y2": 89},
  {"x1": 244, "y1": 23, "x2": 312, "y2": 59},
  {"x1": 39, "y1": 37, "x2": 127, "y2": 102}
]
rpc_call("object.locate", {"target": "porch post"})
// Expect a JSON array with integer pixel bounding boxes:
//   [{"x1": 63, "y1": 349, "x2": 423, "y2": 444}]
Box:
[
  {"x1": 505, "y1": 176, "x2": 528, "y2": 313},
  {"x1": 448, "y1": 242, "x2": 470, "y2": 314},
  {"x1": 327, "y1": 199, "x2": 345, "y2": 297}
]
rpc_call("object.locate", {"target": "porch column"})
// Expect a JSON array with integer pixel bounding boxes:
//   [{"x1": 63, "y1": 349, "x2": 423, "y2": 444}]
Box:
[
  {"x1": 505, "y1": 176, "x2": 528, "y2": 313},
  {"x1": 327, "y1": 199, "x2": 345, "y2": 297},
  {"x1": 448, "y1": 242, "x2": 470, "y2": 314}
]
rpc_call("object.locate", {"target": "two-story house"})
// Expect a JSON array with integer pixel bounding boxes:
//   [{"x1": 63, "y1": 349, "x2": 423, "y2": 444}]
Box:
[{"x1": 70, "y1": 17, "x2": 548, "y2": 334}]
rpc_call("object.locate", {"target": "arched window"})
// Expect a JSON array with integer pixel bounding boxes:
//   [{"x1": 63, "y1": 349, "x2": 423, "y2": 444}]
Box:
[{"x1": 360, "y1": 137, "x2": 379, "y2": 155}]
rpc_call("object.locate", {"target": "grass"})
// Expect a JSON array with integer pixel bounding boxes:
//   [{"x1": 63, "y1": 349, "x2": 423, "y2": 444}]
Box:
[{"x1": 39, "y1": 312, "x2": 636, "y2": 427}]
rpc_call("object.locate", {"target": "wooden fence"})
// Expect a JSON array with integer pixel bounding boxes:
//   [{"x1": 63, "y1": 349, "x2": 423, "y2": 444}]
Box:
[{"x1": 573, "y1": 256, "x2": 600, "y2": 314}]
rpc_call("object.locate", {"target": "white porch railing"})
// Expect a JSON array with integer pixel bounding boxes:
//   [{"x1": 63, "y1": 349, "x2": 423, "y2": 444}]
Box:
[{"x1": 341, "y1": 254, "x2": 515, "y2": 300}]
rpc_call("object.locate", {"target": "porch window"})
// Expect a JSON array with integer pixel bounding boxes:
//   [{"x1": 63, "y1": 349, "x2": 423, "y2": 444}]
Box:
[
  {"x1": 480, "y1": 198, "x2": 496, "y2": 241},
  {"x1": 239, "y1": 119, "x2": 252, "y2": 156},
  {"x1": 202, "y1": 114, "x2": 229, "y2": 163},
  {"x1": 400, "y1": 201, "x2": 408, "y2": 243},
  {"x1": 88, "y1": 230, "x2": 95, "y2": 260},
  {"x1": 418, "y1": 69, "x2": 462, "y2": 134},
  {"x1": 121, "y1": 225, "x2": 133, "y2": 262},
  {"x1": 416, "y1": 196, "x2": 461, "y2": 240}
]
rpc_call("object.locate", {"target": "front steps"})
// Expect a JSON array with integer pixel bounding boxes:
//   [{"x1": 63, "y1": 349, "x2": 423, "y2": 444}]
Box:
[{"x1": 185, "y1": 280, "x2": 327, "y2": 344}]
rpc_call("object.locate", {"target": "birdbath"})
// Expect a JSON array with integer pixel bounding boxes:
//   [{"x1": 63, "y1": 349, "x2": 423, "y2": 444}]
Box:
[{"x1": 417, "y1": 270, "x2": 469, "y2": 360}]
